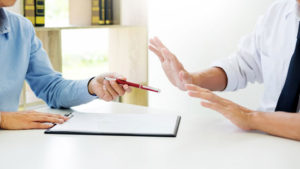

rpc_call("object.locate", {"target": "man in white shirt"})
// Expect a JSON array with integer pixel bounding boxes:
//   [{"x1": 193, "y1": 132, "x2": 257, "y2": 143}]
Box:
[{"x1": 150, "y1": 0, "x2": 300, "y2": 141}]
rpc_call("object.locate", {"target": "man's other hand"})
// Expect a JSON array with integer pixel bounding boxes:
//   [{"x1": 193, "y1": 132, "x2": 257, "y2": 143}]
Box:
[{"x1": 0, "y1": 111, "x2": 68, "y2": 130}]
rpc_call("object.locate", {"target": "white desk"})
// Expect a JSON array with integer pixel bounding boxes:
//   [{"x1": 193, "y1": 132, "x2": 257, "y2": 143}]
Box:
[{"x1": 0, "y1": 100, "x2": 299, "y2": 169}]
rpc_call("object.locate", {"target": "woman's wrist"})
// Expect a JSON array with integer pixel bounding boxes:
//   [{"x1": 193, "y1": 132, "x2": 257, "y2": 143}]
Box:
[
  {"x1": 246, "y1": 111, "x2": 261, "y2": 131},
  {"x1": 192, "y1": 72, "x2": 205, "y2": 87}
]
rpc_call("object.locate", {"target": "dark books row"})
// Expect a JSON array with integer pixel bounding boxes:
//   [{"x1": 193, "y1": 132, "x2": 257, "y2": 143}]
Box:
[
  {"x1": 24, "y1": 0, "x2": 45, "y2": 27},
  {"x1": 24, "y1": 0, "x2": 112, "y2": 27},
  {"x1": 92, "y1": 0, "x2": 113, "y2": 25}
]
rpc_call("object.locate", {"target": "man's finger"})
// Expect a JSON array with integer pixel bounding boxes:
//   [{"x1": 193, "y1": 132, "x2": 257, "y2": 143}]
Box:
[
  {"x1": 93, "y1": 80, "x2": 113, "y2": 101},
  {"x1": 94, "y1": 84, "x2": 106, "y2": 99},
  {"x1": 45, "y1": 113, "x2": 68, "y2": 121},
  {"x1": 123, "y1": 85, "x2": 132, "y2": 93},
  {"x1": 30, "y1": 122, "x2": 54, "y2": 129},
  {"x1": 107, "y1": 72, "x2": 118, "y2": 78},
  {"x1": 102, "y1": 85, "x2": 114, "y2": 101},
  {"x1": 26, "y1": 111, "x2": 67, "y2": 121},
  {"x1": 110, "y1": 80, "x2": 125, "y2": 96},
  {"x1": 149, "y1": 45, "x2": 164, "y2": 62},
  {"x1": 104, "y1": 80, "x2": 118, "y2": 99},
  {"x1": 32, "y1": 115, "x2": 64, "y2": 124},
  {"x1": 116, "y1": 75, "x2": 126, "y2": 81}
]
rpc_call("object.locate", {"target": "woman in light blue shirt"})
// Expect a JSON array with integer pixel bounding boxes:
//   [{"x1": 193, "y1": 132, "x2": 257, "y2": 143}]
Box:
[{"x1": 0, "y1": 0, "x2": 130, "y2": 129}]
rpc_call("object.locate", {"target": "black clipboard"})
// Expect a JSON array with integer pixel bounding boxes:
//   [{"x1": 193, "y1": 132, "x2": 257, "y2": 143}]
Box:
[{"x1": 45, "y1": 112, "x2": 181, "y2": 137}]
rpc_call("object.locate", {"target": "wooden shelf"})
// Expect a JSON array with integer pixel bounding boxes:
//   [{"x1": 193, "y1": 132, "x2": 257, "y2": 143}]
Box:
[{"x1": 34, "y1": 25, "x2": 144, "y2": 31}]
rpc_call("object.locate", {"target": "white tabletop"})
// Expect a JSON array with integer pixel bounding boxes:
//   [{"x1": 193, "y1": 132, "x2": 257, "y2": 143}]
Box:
[{"x1": 0, "y1": 100, "x2": 299, "y2": 169}]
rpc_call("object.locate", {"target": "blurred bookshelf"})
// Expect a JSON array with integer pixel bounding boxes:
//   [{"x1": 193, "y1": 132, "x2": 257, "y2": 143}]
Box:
[{"x1": 7, "y1": 0, "x2": 148, "y2": 109}]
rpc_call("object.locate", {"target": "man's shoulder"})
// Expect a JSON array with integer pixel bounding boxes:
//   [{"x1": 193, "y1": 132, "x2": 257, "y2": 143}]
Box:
[{"x1": 4, "y1": 9, "x2": 34, "y2": 33}]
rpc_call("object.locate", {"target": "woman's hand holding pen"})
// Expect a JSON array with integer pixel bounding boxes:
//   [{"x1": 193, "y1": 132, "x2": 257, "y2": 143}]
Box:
[{"x1": 88, "y1": 73, "x2": 132, "y2": 102}]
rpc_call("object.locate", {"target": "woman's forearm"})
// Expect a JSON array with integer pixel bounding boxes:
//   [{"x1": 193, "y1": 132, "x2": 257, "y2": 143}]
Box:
[{"x1": 192, "y1": 67, "x2": 228, "y2": 91}]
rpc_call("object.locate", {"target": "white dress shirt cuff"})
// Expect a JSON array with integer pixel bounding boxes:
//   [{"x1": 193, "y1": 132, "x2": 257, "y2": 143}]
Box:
[{"x1": 210, "y1": 60, "x2": 238, "y2": 92}]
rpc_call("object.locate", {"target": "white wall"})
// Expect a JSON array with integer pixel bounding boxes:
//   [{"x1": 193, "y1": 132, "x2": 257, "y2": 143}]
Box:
[{"x1": 148, "y1": 0, "x2": 276, "y2": 113}]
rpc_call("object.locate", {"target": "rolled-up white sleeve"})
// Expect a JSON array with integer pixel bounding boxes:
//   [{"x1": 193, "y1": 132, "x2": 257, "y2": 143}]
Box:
[{"x1": 211, "y1": 16, "x2": 264, "y2": 92}]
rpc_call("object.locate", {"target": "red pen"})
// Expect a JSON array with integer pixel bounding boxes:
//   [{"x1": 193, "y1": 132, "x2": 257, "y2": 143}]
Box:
[{"x1": 104, "y1": 77, "x2": 161, "y2": 93}]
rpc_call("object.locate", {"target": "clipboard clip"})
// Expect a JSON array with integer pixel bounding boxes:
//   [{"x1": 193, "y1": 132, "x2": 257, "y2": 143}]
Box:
[{"x1": 64, "y1": 112, "x2": 74, "y2": 119}]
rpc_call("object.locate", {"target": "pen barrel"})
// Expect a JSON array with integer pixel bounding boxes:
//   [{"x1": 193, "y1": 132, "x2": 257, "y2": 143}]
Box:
[
  {"x1": 116, "y1": 79, "x2": 140, "y2": 88},
  {"x1": 141, "y1": 86, "x2": 160, "y2": 93},
  {"x1": 115, "y1": 79, "x2": 160, "y2": 93}
]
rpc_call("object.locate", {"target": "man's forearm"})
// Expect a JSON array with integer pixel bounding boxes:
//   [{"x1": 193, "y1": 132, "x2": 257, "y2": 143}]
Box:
[
  {"x1": 192, "y1": 67, "x2": 228, "y2": 91},
  {"x1": 249, "y1": 111, "x2": 300, "y2": 140}
]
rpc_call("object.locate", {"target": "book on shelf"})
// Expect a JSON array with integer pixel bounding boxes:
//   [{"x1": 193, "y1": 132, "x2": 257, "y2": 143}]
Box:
[
  {"x1": 92, "y1": 0, "x2": 113, "y2": 25},
  {"x1": 99, "y1": 0, "x2": 105, "y2": 25},
  {"x1": 24, "y1": 0, "x2": 45, "y2": 27},
  {"x1": 91, "y1": 0, "x2": 100, "y2": 25},
  {"x1": 105, "y1": 0, "x2": 113, "y2": 25},
  {"x1": 24, "y1": 0, "x2": 35, "y2": 25},
  {"x1": 35, "y1": 0, "x2": 45, "y2": 27}
]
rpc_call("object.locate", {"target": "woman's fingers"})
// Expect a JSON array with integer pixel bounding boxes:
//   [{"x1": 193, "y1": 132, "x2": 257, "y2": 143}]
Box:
[
  {"x1": 161, "y1": 48, "x2": 172, "y2": 62},
  {"x1": 185, "y1": 84, "x2": 209, "y2": 92},
  {"x1": 161, "y1": 48, "x2": 182, "y2": 69},
  {"x1": 149, "y1": 38, "x2": 161, "y2": 49},
  {"x1": 149, "y1": 45, "x2": 164, "y2": 62},
  {"x1": 201, "y1": 101, "x2": 224, "y2": 113},
  {"x1": 186, "y1": 84, "x2": 227, "y2": 105},
  {"x1": 188, "y1": 91, "x2": 222, "y2": 104},
  {"x1": 154, "y1": 37, "x2": 167, "y2": 49},
  {"x1": 149, "y1": 37, "x2": 170, "y2": 63}
]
